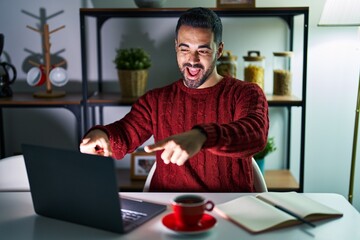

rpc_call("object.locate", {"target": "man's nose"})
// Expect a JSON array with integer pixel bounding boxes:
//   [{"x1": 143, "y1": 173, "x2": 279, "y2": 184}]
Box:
[{"x1": 188, "y1": 51, "x2": 200, "y2": 64}]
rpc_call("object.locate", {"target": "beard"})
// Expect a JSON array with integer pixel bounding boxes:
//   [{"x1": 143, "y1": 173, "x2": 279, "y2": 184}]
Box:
[{"x1": 180, "y1": 58, "x2": 217, "y2": 89}]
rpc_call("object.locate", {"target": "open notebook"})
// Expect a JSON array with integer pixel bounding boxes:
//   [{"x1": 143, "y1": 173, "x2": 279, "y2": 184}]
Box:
[{"x1": 215, "y1": 191, "x2": 343, "y2": 233}]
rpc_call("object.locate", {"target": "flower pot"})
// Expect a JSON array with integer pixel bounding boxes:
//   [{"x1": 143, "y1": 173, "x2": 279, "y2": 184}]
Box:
[
  {"x1": 255, "y1": 158, "x2": 265, "y2": 175},
  {"x1": 117, "y1": 69, "x2": 148, "y2": 98}
]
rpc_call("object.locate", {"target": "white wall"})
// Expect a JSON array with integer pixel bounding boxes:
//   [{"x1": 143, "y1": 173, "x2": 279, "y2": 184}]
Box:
[{"x1": 0, "y1": 0, "x2": 359, "y2": 210}]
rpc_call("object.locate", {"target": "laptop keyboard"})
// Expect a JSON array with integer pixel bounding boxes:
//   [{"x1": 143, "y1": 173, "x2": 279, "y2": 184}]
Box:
[{"x1": 121, "y1": 209, "x2": 148, "y2": 226}]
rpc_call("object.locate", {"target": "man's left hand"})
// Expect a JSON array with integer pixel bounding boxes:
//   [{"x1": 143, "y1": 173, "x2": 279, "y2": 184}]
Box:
[{"x1": 144, "y1": 129, "x2": 207, "y2": 166}]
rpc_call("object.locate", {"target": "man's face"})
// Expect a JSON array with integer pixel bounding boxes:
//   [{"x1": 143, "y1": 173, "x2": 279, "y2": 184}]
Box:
[{"x1": 175, "y1": 25, "x2": 221, "y2": 89}]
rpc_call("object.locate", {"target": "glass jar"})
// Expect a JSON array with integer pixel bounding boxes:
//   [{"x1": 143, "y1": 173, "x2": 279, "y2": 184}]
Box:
[
  {"x1": 217, "y1": 50, "x2": 237, "y2": 78},
  {"x1": 243, "y1": 51, "x2": 265, "y2": 90},
  {"x1": 273, "y1": 51, "x2": 293, "y2": 96}
]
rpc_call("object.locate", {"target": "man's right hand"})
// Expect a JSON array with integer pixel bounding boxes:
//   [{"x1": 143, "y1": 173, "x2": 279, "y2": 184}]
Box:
[{"x1": 79, "y1": 129, "x2": 112, "y2": 157}]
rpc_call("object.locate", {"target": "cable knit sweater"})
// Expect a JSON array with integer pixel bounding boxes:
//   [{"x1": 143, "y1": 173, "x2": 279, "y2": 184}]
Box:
[{"x1": 95, "y1": 77, "x2": 269, "y2": 192}]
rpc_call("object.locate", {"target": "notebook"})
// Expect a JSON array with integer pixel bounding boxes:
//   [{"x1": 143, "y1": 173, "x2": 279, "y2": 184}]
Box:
[
  {"x1": 22, "y1": 144, "x2": 166, "y2": 233},
  {"x1": 214, "y1": 192, "x2": 343, "y2": 233}
]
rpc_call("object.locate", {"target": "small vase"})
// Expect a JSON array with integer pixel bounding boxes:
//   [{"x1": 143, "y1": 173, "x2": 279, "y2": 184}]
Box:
[
  {"x1": 255, "y1": 158, "x2": 265, "y2": 175},
  {"x1": 117, "y1": 69, "x2": 148, "y2": 98}
]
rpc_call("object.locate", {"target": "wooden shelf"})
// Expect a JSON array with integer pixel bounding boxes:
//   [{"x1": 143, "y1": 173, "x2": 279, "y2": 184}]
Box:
[
  {"x1": 116, "y1": 168, "x2": 300, "y2": 192},
  {"x1": 0, "y1": 92, "x2": 82, "y2": 105},
  {"x1": 86, "y1": 92, "x2": 302, "y2": 107},
  {"x1": 87, "y1": 92, "x2": 137, "y2": 106},
  {"x1": 266, "y1": 94, "x2": 302, "y2": 106},
  {"x1": 265, "y1": 170, "x2": 299, "y2": 191}
]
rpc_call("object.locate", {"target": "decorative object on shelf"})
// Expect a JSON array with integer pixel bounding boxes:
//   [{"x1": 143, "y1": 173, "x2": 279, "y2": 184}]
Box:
[
  {"x1": 134, "y1": 0, "x2": 167, "y2": 8},
  {"x1": 114, "y1": 48, "x2": 151, "y2": 98},
  {"x1": 0, "y1": 62, "x2": 17, "y2": 98},
  {"x1": 0, "y1": 34, "x2": 17, "y2": 98},
  {"x1": 253, "y1": 137, "x2": 277, "y2": 174},
  {"x1": 49, "y1": 67, "x2": 68, "y2": 87},
  {"x1": 243, "y1": 51, "x2": 265, "y2": 90},
  {"x1": 27, "y1": 66, "x2": 46, "y2": 87},
  {"x1": 216, "y1": 0, "x2": 255, "y2": 9},
  {"x1": 273, "y1": 51, "x2": 293, "y2": 96},
  {"x1": 130, "y1": 151, "x2": 156, "y2": 181},
  {"x1": 26, "y1": 24, "x2": 67, "y2": 98},
  {"x1": 318, "y1": 0, "x2": 360, "y2": 204},
  {"x1": 217, "y1": 50, "x2": 237, "y2": 78}
]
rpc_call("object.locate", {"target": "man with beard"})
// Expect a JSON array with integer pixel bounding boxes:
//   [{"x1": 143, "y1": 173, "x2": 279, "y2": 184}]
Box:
[{"x1": 80, "y1": 7, "x2": 269, "y2": 192}]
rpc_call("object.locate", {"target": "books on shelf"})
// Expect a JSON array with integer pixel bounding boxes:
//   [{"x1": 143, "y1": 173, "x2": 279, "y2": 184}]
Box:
[{"x1": 214, "y1": 192, "x2": 343, "y2": 234}]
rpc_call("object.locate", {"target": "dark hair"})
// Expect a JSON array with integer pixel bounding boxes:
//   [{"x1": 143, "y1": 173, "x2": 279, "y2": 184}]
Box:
[{"x1": 175, "y1": 7, "x2": 223, "y2": 45}]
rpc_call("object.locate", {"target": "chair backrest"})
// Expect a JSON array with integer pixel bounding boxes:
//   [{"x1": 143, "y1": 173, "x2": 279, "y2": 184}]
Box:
[
  {"x1": 143, "y1": 158, "x2": 268, "y2": 192},
  {"x1": 252, "y1": 157, "x2": 268, "y2": 192},
  {"x1": 143, "y1": 161, "x2": 156, "y2": 192}
]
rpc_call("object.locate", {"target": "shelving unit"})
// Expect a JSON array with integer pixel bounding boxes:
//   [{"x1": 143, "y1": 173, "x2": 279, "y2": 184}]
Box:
[
  {"x1": 79, "y1": 7, "x2": 309, "y2": 192},
  {"x1": 0, "y1": 93, "x2": 83, "y2": 158}
]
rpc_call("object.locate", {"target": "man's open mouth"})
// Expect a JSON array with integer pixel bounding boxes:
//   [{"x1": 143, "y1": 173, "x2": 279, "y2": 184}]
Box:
[{"x1": 187, "y1": 67, "x2": 201, "y2": 77}]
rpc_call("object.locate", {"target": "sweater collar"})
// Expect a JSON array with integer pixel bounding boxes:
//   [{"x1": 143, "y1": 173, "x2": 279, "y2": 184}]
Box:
[{"x1": 176, "y1": 77, "x2": 229, "y2": 95}]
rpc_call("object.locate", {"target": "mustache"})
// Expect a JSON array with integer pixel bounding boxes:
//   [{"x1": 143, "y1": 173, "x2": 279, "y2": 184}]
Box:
[{"x1": 183, "y1": 63, "x2": 204, "y2": 69}]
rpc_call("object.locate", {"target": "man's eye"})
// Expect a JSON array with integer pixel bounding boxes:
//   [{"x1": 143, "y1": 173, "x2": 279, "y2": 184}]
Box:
[{"x1": 199, "y1": 50, "x2": 211, "y2": 55}]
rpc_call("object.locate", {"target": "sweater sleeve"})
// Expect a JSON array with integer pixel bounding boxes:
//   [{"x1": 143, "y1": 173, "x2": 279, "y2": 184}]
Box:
[
  {"x1": 194, "y1": 82, "x2": 269, "y2": 158},
  {"x1": 94, "y1": 93, "x2": 154, "y2": 160}
]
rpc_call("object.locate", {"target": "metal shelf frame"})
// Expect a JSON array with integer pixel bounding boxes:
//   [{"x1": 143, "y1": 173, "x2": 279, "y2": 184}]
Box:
[{"x1": 79, "y1": 7, "x2": 309, "y2": 192}]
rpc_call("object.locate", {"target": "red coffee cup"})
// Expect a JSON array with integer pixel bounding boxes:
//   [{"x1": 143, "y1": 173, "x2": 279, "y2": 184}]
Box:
[
  {"x1": 172, "y1": 194, "x2": 214, "y2": 228},
  {"x1": 26, "y1": 65, "x2": 47, "y2": 86}
]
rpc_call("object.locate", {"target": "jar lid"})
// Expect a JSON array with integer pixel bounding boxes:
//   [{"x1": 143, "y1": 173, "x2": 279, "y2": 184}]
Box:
[
  {"x1": 243, "y1": 51, "x2": 265, "y2": 61},
  {"x1": 273, "y1": 51, "x2": 293, "y2": 57},
  {"x1": 219, "y1": 50, "x2": 238, "y2": 61}
]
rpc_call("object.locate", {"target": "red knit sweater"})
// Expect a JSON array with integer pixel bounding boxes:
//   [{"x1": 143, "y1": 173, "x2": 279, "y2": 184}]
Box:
[{"x1": 97, "y1": 77, "x2": 269, "y2": 192}]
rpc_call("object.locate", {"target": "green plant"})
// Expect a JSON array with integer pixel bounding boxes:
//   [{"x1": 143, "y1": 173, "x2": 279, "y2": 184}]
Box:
[
  {"x1": 113, "y1": 48, "x2": 151, "y2": 70},
  {"x1": 254, "y1": 137, "x2": 277, "y2": 160}
]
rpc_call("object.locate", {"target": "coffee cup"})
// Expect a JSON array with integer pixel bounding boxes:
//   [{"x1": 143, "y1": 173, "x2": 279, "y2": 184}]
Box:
[
  {"x1": 172, "y1": 194, "x2": 214, "y2": 228},
  {"x1": 26, "y1": 66, "x2": 46, "y2": 86},
  {"x1": 49, "y1": 67, "x2": 68, "y2": 87}
]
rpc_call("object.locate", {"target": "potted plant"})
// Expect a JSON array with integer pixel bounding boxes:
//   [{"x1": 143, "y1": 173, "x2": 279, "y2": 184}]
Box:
[
  {"x1": 253, "y1": 137, "x2": 277, "y2": 174},
  {"x1": 113, "y1": 48, "x2": 151, "y2": 98}
]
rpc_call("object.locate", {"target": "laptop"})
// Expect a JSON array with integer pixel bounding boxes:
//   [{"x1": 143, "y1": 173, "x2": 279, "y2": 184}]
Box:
[{"x1": 22, "y1": 144, "x2": 167, "y2": 233}]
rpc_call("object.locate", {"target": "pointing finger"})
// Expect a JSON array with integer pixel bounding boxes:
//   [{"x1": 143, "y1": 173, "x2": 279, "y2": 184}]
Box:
[{"x1": 144, "y1": 141, "x2": 165, "y2": 153}]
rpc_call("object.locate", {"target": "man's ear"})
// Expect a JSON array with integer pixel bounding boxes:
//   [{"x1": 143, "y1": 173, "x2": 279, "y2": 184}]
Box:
[
  {"x1": 217, "y1": 42, "x2": 224, "y2": 59},
  {"x1": 174, "y1": 39, "x2": 178, "y2": 52}
]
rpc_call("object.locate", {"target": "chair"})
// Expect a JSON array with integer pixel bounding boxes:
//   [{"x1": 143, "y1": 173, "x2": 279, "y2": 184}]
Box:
[
  {"x1": 143, "y1": 162, "x2": 156, "y2": 192},
  {"x1": 143, "y1": 158, "x2": 268, "y2": 192},
  {"x1": 252, "y1": 157, "x2": 268, "y2": 192},
  {"x1": 0, "y1": 155, "x2": 30, "y2": 191}
]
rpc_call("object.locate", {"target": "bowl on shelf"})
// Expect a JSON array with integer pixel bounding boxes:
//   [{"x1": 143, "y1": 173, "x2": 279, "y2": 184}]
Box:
[{"x1": 134, "y1": 0, "x2": 166, "y2": 8}]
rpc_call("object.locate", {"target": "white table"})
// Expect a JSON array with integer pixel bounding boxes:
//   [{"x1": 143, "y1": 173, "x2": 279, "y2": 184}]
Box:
[{"x1": 0, "y1": 192, "x2": 359, "y2": 240}]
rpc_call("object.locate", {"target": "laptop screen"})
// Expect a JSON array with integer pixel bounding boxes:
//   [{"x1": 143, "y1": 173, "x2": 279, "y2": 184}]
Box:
[{"x1": 22, "y1": 144, "x2": 166, "y2": 233}]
